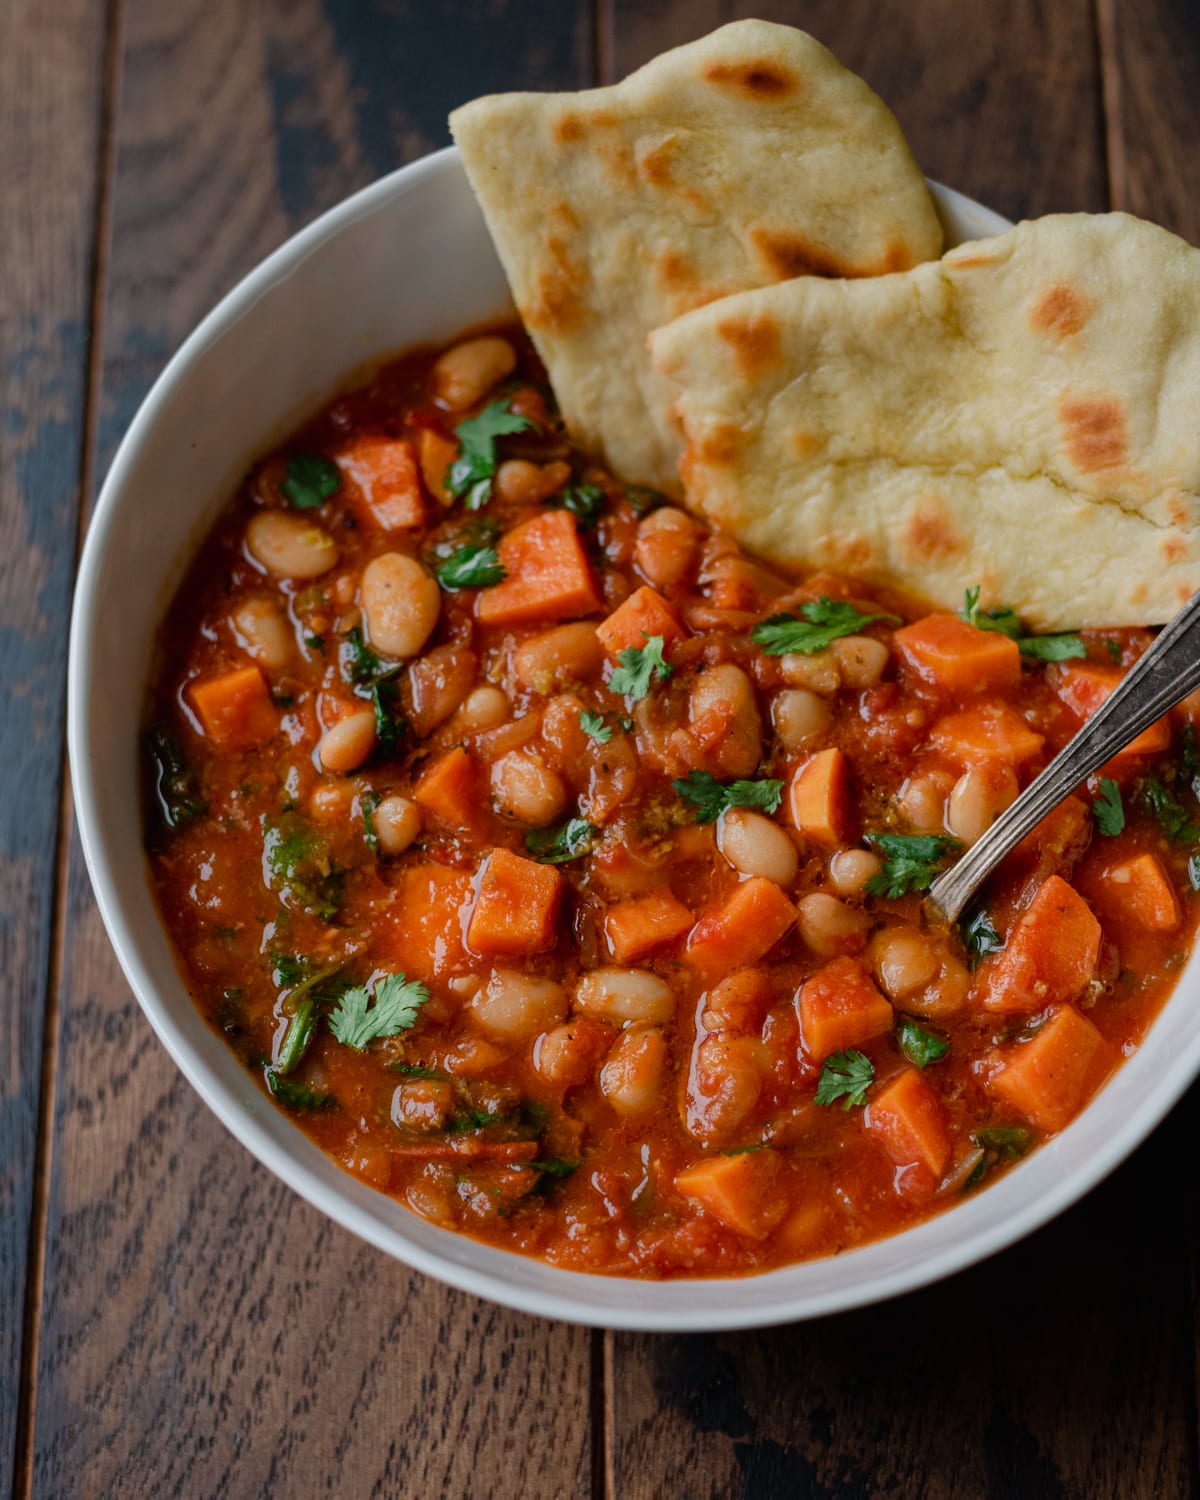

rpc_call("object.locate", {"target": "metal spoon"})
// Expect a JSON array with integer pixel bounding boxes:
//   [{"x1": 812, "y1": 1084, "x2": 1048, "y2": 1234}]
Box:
[{"x1": 926, "y1": 589, "x2": 1200, "y2": 925}]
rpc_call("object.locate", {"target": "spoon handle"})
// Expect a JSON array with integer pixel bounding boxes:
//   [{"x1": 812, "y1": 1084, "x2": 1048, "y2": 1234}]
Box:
[{"x1": 927, "y1": 589, "x2": 1200, "y2": 924}]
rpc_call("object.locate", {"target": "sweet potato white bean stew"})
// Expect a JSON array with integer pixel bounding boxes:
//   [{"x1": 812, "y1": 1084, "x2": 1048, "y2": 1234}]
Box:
[{"x1": 145, "y1": 329, "x2": 1200, "y2": 1276}]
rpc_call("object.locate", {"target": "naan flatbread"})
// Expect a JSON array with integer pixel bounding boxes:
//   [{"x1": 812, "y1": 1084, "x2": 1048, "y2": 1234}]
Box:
[
  {"x1": 450, "y1": 20, "x2": 943, "y2": 494},
  {"x1": 650, "y1": 212, "x2": 1200, "y2": 630}
]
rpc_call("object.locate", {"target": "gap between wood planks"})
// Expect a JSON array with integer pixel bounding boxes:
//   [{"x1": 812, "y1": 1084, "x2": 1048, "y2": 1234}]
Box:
[
  {"x1": 1093, "y1": 0, "x2": 1129, "y2": 213},
  {"x1": 11, "y1": 1, "x2": 126, "y2": 1495}
]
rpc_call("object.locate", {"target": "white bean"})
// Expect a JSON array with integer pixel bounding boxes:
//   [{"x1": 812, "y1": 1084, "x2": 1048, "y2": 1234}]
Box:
[
  {"x1": 433, "y1": 336, "x2": 517, "y2": 410},
  {"x1": 372, "y1": 793, "x2": 421, "y2": 855},
  {"x1": 831, "y1": 634, "x2": 889, "y2": 688},
  {"x1": 319, "y1": 708, "x2": 376, "y2": 774},
  {"x1": 454, "y1": 685, "x2": 510, "y2": 733},
  {"x1": 945, "y1": 765, "x2": 1019, "y2": 845},
  {"x1": 634, "y1": 507, "x2": 697, "y2": 589},
  {"x1": 361, "y1": 552, "x2": 440, "y2": 659},
  {"x1": 490, "y1": 749, "x2": 568, "y2": 826},
  {"x1": 795, "y1": 892, "x2": 872, "y2": 956},
  {"x1": 771, "y1": 689, "x2": 830, "y2": 751},
  {"x1": 468, "y1": 969, "x2": 568, "y2": 1041},
  {"x1": 827, "y1": 848, "x2": 883, "y2": 896},
  {"x1": 897, "y1": 771, "x2": 954, "y2": 834},
  {"x1": 231, "y1": 597, "x2": 292, "y2": 671},
  {"x1": 599, "y1": 1027, "x2": 666, "y2": 1115},
  {"x1": 870, "y1": 927, "x2": 939, "y2": 1000},
  {"x1": 574, "y1": 968, "x2": 675, "y2": 1024},
  {"x1": 717, "y1": 809, "x2": 798, "y2": 886},
  {"x1": 779, "y1": 649, "x2": 841, "y2": 695},
  {"x1": 246, "y1": 510, "x2": 338, "y2": 579},
  {"x1": 688, "y1": 663, "x2": 762, "y2": 778},
  {"x1": 494, "y1": 459, "x2": 570, "y2": 505},
  {"x1": 513, "y1": 623, "x2": 604, "y2": 693}
]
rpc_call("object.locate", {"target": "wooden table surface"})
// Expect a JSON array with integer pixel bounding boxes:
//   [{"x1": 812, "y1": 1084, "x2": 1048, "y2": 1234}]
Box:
[{"x1": 4, "y1": 2, "x2": 1200, "y2": 1495}]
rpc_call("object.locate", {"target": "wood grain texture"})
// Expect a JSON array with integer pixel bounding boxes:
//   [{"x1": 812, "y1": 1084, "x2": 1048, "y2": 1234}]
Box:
[
  {"x1": 29, "y1": 3, "x2": 596, "y2": 1496},
  {"x1": 0, "y1": 0, "x2": 110, "y2": 1491}
]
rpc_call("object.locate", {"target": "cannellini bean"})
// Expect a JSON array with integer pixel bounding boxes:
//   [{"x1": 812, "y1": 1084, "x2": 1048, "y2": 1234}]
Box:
[
  {"x1": 686, "y1": 1033, "x2": 765, "y2": 1145},
  {"x1": 870, "y1": 926, "x2": 939, "y2": 1000},
  {"x1": 771, "y1": 688, "x2": 830, "y2": 751},
  {"x1": 574, "y1": 968, "x2": 675, "y2": 1024},
  {"x1": 309, "y1": 782, "x2": 355, "y2": 820},
  {"x1": 490, "y1": 749, "x2": 568, "y2": 826},
  {"x1": 831, "y1": 634, "x2": 889, "y2": 688},
  {"x1": 390, "y1": 1079, "x2": 453, "y2": 1130},
  {"x1": 535, "y1": 1017, "x2": 613, "y2": 1087},
  {"x1": 319, "y1": 708, "x2": 376, "y2": 774},
  {"x1": 494, "y1": 459, "x2": 571, "y2": 505},
  {"x1": 599, "y1": 1026, "x2": 666, "y2": 1115},
  {"x1": 688, "y1": 663, "x2": 762, "y2": 778},
  {"x1": 634, "y1": 507, "x2": 697, "y2": 589},
  {"x1": 468, "y1": 969, "x2": 568, "y2": 1041},
  {"x1": 403, "y1": 643, "x2": 476, "y2": 735},
  {"x1": 908, "y1": 954, "x2": 971, "y2": 1018},
  {"x1": 795, "y1": 892, "x2": 872, "y2": 956},
  {"x1": 945, "y1": 764, "x2": 1019, "y2": 845},
  {"x1": 780, "y1": 649, "x2": 841, "y2": 695},
  {"x1": 700, "y1": 968, "x2": 773, "y2": 1033},
  {"x1": 513, "y1": 623, "x2": 604, "y2": 693},
  {"x1": 897, "y1": 771, "x2": 954, "y2": 834},
  {"x1": 372, "y1": 793, "x2": 421, "y2": 856},
  {"x1": 453, "y1": 685, "x2": 509, "y2": 733},
  {"x1": 433, "y1": 335, "x2": 517, "y2": 410},
  {"x1": 717, "y1": 808, "x2": 798, "y2": 886},
  {"x1": 361, "y1": 552, "x2": 440, "y2": 659},
  {"x1": 246, "y1": 510, "x2": 338, "y2": 579},
  {"x1": 827, "y1": 848, "x2": 884, "y2": 897},
  {"x1": 231, "y1": 597, "x2": 292, "y2": 671}
]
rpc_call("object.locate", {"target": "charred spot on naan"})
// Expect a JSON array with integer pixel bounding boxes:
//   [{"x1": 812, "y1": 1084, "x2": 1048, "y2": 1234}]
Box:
[
  {"x1": 1058, "y1": 395, "x2": 1127, "y2": 473},
  {"x1": 1031, "y1": 282, "x2": 1091, "y2": 337},
  {"x1": 902, "y1": 499, "x2": 968, "y2": 564},
  {"x1": 527, "y1": 233, "x2": 588, "y2": 334},
  {"x1": 715, "y1": 312, "x2": 784, "y2": 379},
  {"x1": 750, "y1": 226, "x2": 914, "y2": 282},
  {"x1": 702, "y1": 58, "x2": 797, "y2": 99},
  {"x1": 1161, "y1": 535, "x2": 1191, "y2": 565}
]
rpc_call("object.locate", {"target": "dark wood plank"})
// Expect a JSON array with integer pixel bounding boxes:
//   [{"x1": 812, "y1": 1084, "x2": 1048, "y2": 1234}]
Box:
[
  {"x1": 29, "y1": 3, "x2": 597, "y2": 1495},
  {"x1": 0, "y1": 0, "x2": 111, "y2": 1490},
  {"x1": 604, "y1": 5, "x2": 1196, "y2": 1497}
]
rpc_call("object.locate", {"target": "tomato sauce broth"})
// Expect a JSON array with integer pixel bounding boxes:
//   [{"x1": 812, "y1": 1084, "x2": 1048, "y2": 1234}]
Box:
[{"x1": 144, "y1": 327, "x2": 1199, "y2": 1278}]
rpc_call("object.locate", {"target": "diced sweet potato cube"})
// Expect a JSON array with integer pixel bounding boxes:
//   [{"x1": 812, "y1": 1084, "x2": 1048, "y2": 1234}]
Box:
[
  {"x1": 929, "y1": 705, "x2": 1044, "y2": 768},
  {"x1": 1053, "y1": 662, "x2": 1171, "y2": 760},
  {"x1": 339, "y1": 435, "x2": 425, "y2": 529},
  {"x1": 989, "y1": 1004, "x2": 1109, "y2": 1132},
  {"x1": 685, "y1": 877, "x2": 796, "y2": 978},
  {"x1": 798, "y1": 956, "x2": 893, "y2": 1062},
  {"x1": 187, "y1": 664, "x2": 276, "y2": 751},
  {"x1": 787, "y1": 747, "x2": 852, "y2": 848},
  {"x1": 893, "y1": 613, "x2": 1022, "y2": 696},
  {"x1": 596, "y1": 586, "x2": 687, "y2": 659},
  {"x1": 476, "y1": 511, "x2": 602, "y2": 626},
  {"x1": 467, "y1": 848, "x2": 564, "y2": 956},
  {"x1": 416, "y1": 427, "x2": 457, "y2": 505},
  {"x1": 1016, "y1": 795, "x2": 1091, "y2": 870},
  {"x1": 973, "y1": 874, "x2": 1102, "y2": 1013},
  {"x1": 605, "y1": 887, "x2": 694, "y2": 963},
  {"x1": 413, "y1": 745, "x2": 481, "y2": 834},
  {"x1": 674, "y1": 1149, "x2": 786, "y2": 1239},
  {"x1": 865, "y1": 1067, "x2": 951, "y2": 1195},
  {"x1": 378, "y1": 864, "x2": 473, "y2": 983},
  {"x1": 1102, "y1": 852, "x2": 1181, "y2": 932}
]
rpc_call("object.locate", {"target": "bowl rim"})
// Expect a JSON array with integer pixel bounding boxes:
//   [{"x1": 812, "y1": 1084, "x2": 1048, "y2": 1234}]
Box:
[{"x1": 67, "y1": 146, "x2": 1200, "y2": 1330}]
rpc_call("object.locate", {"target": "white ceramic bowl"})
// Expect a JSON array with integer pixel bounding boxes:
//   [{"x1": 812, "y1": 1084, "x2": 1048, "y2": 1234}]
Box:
[{"x1": 68, "y1": 147, "x2": 1200, "y2": 1330}]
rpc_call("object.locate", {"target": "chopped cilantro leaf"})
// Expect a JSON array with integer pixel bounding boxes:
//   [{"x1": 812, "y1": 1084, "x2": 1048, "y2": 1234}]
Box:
[
  {"x1": 1092, "y1": 777, "x2": 1125, "y2": 836},
  {"x1": 962, "y1": 907, "x2": 1003, "y2": 968},
  {"x1": 529, "y1": 1158, "x2": 580, "y2": 1192},
  {"x1": 1140, "y1": 775, "x2": 1200, "y2": 842},
  {"x1": 262, "y1": 813, "x2": 342, "y2": 920},
  {"x1": 274, "y1": 999, "x2": 319, "y2": 1076},
  {"x1": 371, "y1": 682, "x2": 405, "y2": 760},
  {"x1": 1106, "y1": 639, "x2": 1122, "y2": 663},
  {"x1": 524, "y1": 818, "x2": 597, "y2": 864},
  {"x1": 447, "y1": 400, "x2": 534, "y2": 509},
  {"x1": 864, "y1": 833, "x2": 961, "y2": 898},
  {"x1": 280, "y1": 452, "x2": 341, "y2": 509},
  {"x1": 329, "y1": 971, "x2": 430, "y2": 1051},
  {"x1": 145, "y1": 725, "x2": 206, "y2": 834},
  {"x1": 391, "y1": 1062, "x2": 446, "y2": 1080},
  {"x1": 961, "y1": 586, "x2": 1086, "y2": 661},
  {"x1": 265, "y1": 1068, "x2": 336, "y2": 1110},
  {"x1": 751, "y1": 596, "x2": 900, "y2": 657},
  {"x1": 579, "y1": 709, "x2": 612, "y2": 744},
  {"x1": 557, "y1": 484, "x2": 605, "y2": 528},
  {"x1": 1182, "y1": 724, "x2": 1200, "y2": 791},
  {"x1": 340, "y1": 626, "x2": 400, "y2": 686},
  {"x1": 895, "y1": 1018, "x2": 949, "y2": 1068},
  {"x1": 361, "y1": 789, "x2": 382, "y2": 852},
  {"x1": 608, "y1": 633, "x2": 673, "y2": 700},
  {"x1": 436, "y1": 543, "x2": 506, "y2": 591},
  {"x1": 672, "y1": 769, "x2": 784, "y2": 824},
  {"x1": 815, "y1": 1049, "x2": 875, "y2": 1109},
  {"x1": 623, "y1": 484, "x2": 665, "y2": 517},
  {"x1": 972, "y1": 1125, "x2": 1033, "y2": 1160}
]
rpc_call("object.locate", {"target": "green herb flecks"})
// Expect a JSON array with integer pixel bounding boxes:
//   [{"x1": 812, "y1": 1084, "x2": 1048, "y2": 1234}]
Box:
[
  {"x1": 280, "y1": 453, "x2": 341, "y2": 509},
  {"x1": 579, "y1": 709, "x2": 612, "y2": 744},
  {"x1": 608, "y1": 633, "x2": 673, "y2": 701},
  {"x1": 447, "y1": 400, "x2": 535, "y2": 509},
  {"x1": 962, "y1": 907, "x2": 1003, "y2": 968},
  {"x1": 814, "y1": 1049, "x2": 875, "y2": 1109},
  {"x1": 329, "y1": 971, "x2": 431, "y2": 1051},
  {"x1": 361, "y1": 789, "x2": 382, "y2": 852},
  {"x1": 274, "y1": 1000, "x2": 319, "y2": 1076},
  {"x1": 864, "y1": 833, "x2": 961, "y2": 898},
  {"x1": 555, "y1": 484, "x2": 605, "y2": 529},
  {"x1": 524, "y1": 818, "x2": 598, "y2": 864},
  {"x1": 895, "y1": 1018, "x2": 949, "y2": 1069},
  {"x1": 751, "y1": 596, "x2": 900, "y2": 657},
  {"x1": 964, "y1": 1124, "x2": 1035, "y2": 1190},
  {"x1": 1139, "y1": 775, "x2": 1200, "y2": 843},
  {"x1": 262, "y1": 813, "x2": 342, "y2": 921},
  {"x1": 145, "y1": 725, "x2": 207, "y2": 834},
  {"x1": 436, "y1": 543, "x2": 506, "y2": 591},
  {"x1": 623, "y1": 484, "x2": 665, "y2": 517},
  {"x1": 265, "y1": 1068, "x2": 336, "y2": 1110},
  {"x1": 340, "y1": 626, "x2": 401, "y2": 686},
  {"x1": 371, "y1": 682, "x2": 406, "y2": 761},
  {"x1": 1092, "y1": 777, "x2": 1125, "y2": 836},
  {"x1": 672, "y1": 770, "x2": 784, "y2": 824},
  {"x1": 961, "y1": 586, "x2": 1086, "y2": 662}
]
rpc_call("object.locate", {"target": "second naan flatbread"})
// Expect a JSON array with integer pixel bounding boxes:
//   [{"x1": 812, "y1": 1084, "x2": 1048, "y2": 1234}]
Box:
[
  {"x1": 650, "y1": 212, "x2": 1200, "y2": 629},
  {"x1": 450, "y1": 20, "x2": 943, "y2": 494}
]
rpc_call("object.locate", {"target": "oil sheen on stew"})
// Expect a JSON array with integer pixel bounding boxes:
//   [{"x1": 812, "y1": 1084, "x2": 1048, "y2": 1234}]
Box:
[{"x1": 144, "y1": 327, "x2": 1199, "y2": 1278}]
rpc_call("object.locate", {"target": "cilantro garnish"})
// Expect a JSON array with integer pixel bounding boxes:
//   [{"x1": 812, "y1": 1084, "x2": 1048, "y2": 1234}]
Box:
[
  {"x1": 524, "y1": 818, "x2": 597, "y2": 864},
  {"x1": 361, "y1": 789, "x2": 382, "y2": 852},
  {"x1": 1092, "y1": 777, "x2": 1125, "y2": 836},
  {"x1": 1139, "y1": 775, "x2": 1200, "y2": 842},
  {"x1": 391, "y1": 1062, "x2": 446, "y2": 1080},
  {"x1": 447, "y1": 400, "x2": 535, "y2": 509},
  {"x1": 864, "y1": 833, "x2": 961, "y2": 898},
  {"x1": 529, "y1": 1158, "x2": 580, "y2": 1192},
  {"x1": 751, "y1": 597, "x2": 900, "y2": 657},
  {"x1": 961, "y1": 586, "x2": 1086, "y2": 661},
  {"x1": 672, "y1": 770, "x2": 784, "y2": 824},
  {"x1": 556, "y1": 484, "x2": 605, "y2": 528},
  {"x1": 274, "y1": 1000, "x2": 319, "y2": 1076},
  {"x1": 623, "y1": 484, "x2": 664, "y2": 517},
  {"x1": 340, "y1": 627, "x2": 400, "y2": 686},
  {"x1": 145, "y1": 725, "x2": 206, "y2": 834},
  {"x1": 262, "y1": 813, "x2": 342, "y2": 921},
  {"x1": 962, "y1": 907, "x2": 1003, "y2": 968},
  {"x1": 280, "y1": 453, "x2": 341, "y2": 509},
  {"x1": 895, "y1": 1018, "x2": 949, "y2": 1069},
  {"x1": 608, "y1": 633, "x2": 673, "y2": 700},
  {"x1": 265, "y1": 1069, "x2": 336, "y2": 1110},
  {"x1": 436, "y1": 543, "x2": 506, "y2": 591},
  {"x1": 814, "y1": 1049, "x2": 875, "y2": 1109},
  {"x1": 371, "y1": 682, "x2": 406, "y2": 760},
  {"x1": 964, "y1": 1124, "x2": 1034, "y2": 1188},
  {"x1": 329, "y1": 971, "x2": 430, "y2": 1051},
  {"x1": 1182, "y1": 724, "x2": 1200, "y2": 791},
  {"x1": 579, "y1": 709, "x2": 612, "y2": 744}
]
